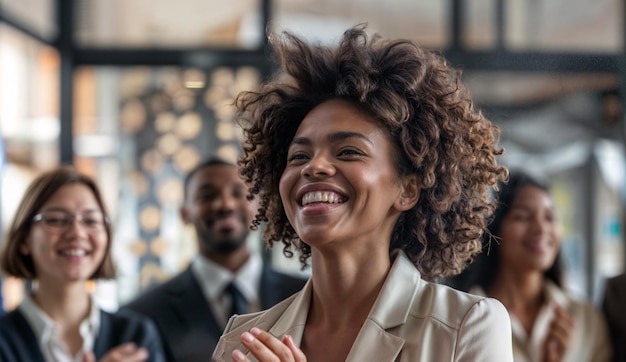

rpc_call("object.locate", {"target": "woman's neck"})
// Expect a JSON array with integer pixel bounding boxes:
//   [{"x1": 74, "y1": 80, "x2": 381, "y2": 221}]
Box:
[
  {"x1": 31, "y1": 279, "x2": 91, "y2": 325},
  {"x1": 301, "y1": 247, "x2": 391, "y2": 362},
  {"x1": 488, "y1": 269, "x2": 545, "y2": 334},
  {"x1": 308, "y1": 246, "x2": 390, "y2": 329}
]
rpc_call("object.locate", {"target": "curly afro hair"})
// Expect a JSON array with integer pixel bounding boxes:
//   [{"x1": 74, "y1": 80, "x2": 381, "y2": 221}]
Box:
[{"x1": 236, "y1": 24, "x2": 507, "y2": 280}]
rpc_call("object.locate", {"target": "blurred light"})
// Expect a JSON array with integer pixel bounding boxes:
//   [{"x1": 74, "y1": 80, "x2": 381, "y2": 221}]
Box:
[
  {"x1": 31, "y1": 116, "x2": 60, "y2": 142},
  {"x1": 184, "y1": 81, "x2": 205, "y2": 89},
  {"x1": 595, "y1": 140, "x2": 625, "y2": 192},
  {"x1": 74, "y1": 134, "x2": 118, "y2": 157}
]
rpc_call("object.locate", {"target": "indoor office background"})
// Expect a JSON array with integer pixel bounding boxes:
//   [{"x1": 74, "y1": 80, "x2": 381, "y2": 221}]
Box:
[{"x1": 0, "y1": 0, "x2": 624, "y2": 311}]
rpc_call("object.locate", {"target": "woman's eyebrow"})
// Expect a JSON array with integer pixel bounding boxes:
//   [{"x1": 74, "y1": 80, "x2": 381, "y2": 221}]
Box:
[
  {"x1": 328, "y1": 131, "x2": 372, "y2": 145},
  {"x1": 290, "y1": 131, "x2": 372, "y2": 146}
]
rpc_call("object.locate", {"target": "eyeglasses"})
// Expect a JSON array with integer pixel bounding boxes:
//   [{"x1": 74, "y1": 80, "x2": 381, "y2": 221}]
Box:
[{"x1": 32, "y1": 210, "x2": 109, "y2": 233}]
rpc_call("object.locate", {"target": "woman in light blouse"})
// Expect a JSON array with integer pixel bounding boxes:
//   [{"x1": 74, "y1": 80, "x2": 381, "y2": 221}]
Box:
[
  {"x1": 450, "y1": 171, "x2": 612, "y2": 362},
  {"x1": 0, "y1": 166, "x2": 164, "y2": 362}
]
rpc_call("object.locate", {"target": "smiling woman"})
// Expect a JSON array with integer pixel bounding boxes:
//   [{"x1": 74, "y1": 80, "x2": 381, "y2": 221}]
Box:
[
  {"x1": 211, "y1": 25, "x2": 512, "y2": 362},
  {"x1": 0, "y1": 166, "x2": 165, "y2": 362},
  {"x1": 447, "y1": 171, "x2": 613, "y2": 362}
]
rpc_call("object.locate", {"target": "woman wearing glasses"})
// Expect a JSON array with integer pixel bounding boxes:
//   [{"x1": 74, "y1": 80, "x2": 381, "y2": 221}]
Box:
[{"x1": 0, "y1": 166, "x2": 164, "y2": 362}]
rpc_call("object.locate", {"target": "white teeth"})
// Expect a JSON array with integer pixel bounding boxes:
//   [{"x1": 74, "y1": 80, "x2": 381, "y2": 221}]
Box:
[
  {"x1": 60, "y1": 249, "x2": 87, "y2": 256},
  {"x1": 302, "y1": 191, "x2": 345, "y2": 206}
]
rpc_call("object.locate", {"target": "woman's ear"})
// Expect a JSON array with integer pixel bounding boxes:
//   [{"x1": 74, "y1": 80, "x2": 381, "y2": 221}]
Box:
[{"x1": 396, "y1": 174, "x2": 420, "y2": 211}]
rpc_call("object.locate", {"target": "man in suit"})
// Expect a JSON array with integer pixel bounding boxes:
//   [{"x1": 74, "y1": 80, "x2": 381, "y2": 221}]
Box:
[
  {"x1": 122, "y1": 158, "x2": 307, "y2": 362},
  {"x1": 603, "y1": 272, "x2": 626, "y2": 362}
]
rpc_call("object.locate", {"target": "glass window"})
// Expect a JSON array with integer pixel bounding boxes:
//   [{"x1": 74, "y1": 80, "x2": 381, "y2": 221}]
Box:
[
  {"x1": 0, "y1": 0, "x2": 57, "y2": 41},
  {"x1": 74, "y1": 0, "x2": 263, "y2": 49},
  {"x1": 273, "y1": 0, "x2": 449, "y2": 48},
  {"x1": 0, "y1": 23, "x2": 60, "y2": 201},
  {"x1": 0, "y1": 23, "x2": 60, "y2": 311},
  {"x1": 505, "y1": 0, "x2": 621, "y2": 53},
  {"x1": 464, "y1": 0, "x2": 497, "y2": 49}
]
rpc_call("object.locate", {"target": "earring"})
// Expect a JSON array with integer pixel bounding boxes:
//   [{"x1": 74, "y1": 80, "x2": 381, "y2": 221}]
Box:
[{"x1": 400, "y1": 200, "x2": 406, "y2": 206}]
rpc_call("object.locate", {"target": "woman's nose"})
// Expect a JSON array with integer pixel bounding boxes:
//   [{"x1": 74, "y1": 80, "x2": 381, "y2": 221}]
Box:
[
  {"x1": 301, "y1": 155, "x2": 335, "y2": 178},
  {"x1": 64, "y1": 218, "x2": 90, "y2": 237},
  {"x1": 531, "y1": 216, "x2": 551, "y2": 234}
]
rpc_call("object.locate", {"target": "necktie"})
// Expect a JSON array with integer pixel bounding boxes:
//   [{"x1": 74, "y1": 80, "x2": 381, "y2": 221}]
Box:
[{"x1": 225, "y1": 282, "x2": 249, "y2": 316}]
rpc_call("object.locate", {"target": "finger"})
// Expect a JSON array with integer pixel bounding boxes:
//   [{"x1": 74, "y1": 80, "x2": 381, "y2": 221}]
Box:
[
  {"x1": 241, "y1": 328, "x2": 294, "y2": 362},
  {"x1": 99, "y1": 343, "x2": 148, "y2": 362},
  {"x1": 553, "y1": 306, "x2": 575, "y2": 328},
  {"x1": 120, "y1": 348, "x2": 149, "y2": 362},
  {"x1": 282, "y1": 335, "x2": 306, "y2": 362},
  {"x1": 544, "y1": 339, "x2": 560, "y2": 362},
  {"x1": 83, "y1": 351, "x2": 96, "y2": 362},
  {"x1": 110, "y1": 342, "x2": 139, "y2": 356},
  {"x1": 549, "y1": 308, "x2": 575, "y2": 346},
  {"x1": 232, "y1": 349, "x2": 249, "y2": 362}
]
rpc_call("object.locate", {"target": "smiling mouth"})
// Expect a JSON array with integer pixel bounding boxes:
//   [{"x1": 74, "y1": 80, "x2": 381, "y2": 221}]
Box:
[
  {"x1": 59, "y1": 249, "x2": 89, "y2": 257},
  {"x1": 301, "y1": 191, "x2": 346, "y2": 206}
]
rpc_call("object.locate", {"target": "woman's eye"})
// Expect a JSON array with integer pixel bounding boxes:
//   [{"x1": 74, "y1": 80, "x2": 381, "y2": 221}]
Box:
[
  {"x1": 287, "y1": 153, "x2": 308, "y2": 162},
  {"x1": 338, "y1": 148, "x2": 363, "y2": 157},
  {"x1": 83, "y1": 218, "x2": 100, "y2": 226},
  {"x1": 46, "y1": 217, "x2": 69, "y2": 226},
  {"x1": 511, "y1": 213, "x2": 529, "y2": 221}
]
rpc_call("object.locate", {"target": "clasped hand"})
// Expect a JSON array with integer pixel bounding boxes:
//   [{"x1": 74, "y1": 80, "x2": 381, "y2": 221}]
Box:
[
  {"x1": 543, "y1": 305, "x2": 575, "y2": 362},
  {"x1": 232, "y1": 327, "x2": 306, "y2": 362},
  {"x1": 83, "y1": 343, "x2": 148, "y2": 362}
]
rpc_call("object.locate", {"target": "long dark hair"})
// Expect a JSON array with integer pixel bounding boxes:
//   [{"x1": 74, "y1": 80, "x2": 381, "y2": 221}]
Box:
[{"x1": 447, "y1": 170, "x2": 563, "y2": 291}]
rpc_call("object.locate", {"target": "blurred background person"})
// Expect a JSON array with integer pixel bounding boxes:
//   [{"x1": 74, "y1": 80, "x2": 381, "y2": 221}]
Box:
[
  {"x1": 0, "y1": 279, "x2": 3, "y2": 315},
  {"x1": 0, "y1": 166, "x2": 164, "y2": 362},
  {"x1": 447, "y1": 171, "x2": 612, "y2": 362},
  {"x1": 602, "y1": 271, "x2": 626, "y2": 362},
  {"x1": 122, "y1": 158, "x2": 307, "y2": 361}
]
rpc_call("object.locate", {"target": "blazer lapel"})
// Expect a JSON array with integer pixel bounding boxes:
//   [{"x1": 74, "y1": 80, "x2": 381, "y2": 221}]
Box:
[
  {"x1": 214, "y1": 280, "x2": 313, "y2": 361},
  {"x1": 347, "y1": 319, "x2": 405, "y2": 361},
  {"x1": 266, "y1": 279, "x2": 312, "y2": 344},
  {"x1": 169, "y1": 268, "x2": 223, "y2": 340}
]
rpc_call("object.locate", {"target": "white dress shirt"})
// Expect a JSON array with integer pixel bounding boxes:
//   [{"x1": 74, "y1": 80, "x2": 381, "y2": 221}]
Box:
[
  {"x1": 18, "y1": 293, "x2": 100, "y2": 362},
  {"x1": 191, "y1": 252, "x2": 263, "y2": 328}
]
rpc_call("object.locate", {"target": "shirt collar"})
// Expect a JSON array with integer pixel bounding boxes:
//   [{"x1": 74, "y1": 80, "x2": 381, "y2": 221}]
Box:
[
  {"x1": 191, "y1": 251, "x2": 263, "y2": 304},
  {"x1": 18, "y1": 294, "x2": 51, "y2": 343},
  {"x1": 18, "y1": 293, "x2": 101, "y2": 358}
]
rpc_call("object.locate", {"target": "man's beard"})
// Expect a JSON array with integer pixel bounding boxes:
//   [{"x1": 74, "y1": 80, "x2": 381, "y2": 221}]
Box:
[{"x1": 203, "y1": 234, "x2": 248, "y2": 254}]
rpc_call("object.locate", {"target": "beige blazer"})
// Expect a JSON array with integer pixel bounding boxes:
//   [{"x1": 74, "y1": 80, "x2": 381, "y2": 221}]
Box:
[{"x1": 212, "y1": 251, "x2": 513, "y2": 361}]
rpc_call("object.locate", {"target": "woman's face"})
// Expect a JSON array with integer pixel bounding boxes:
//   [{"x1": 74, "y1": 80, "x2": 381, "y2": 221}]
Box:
[
  {"x1": 497, "y1": 184, "x2": 561, "y2": 275},
  {"x1": 22, "y1": 183, "x2": 108, "y2": 285},
  {"x1": 279, "y1": 99, "x2": 408, "y2": 251}
]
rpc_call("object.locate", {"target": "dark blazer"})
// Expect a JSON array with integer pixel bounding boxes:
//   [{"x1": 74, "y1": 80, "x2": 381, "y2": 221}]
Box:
[
  {"x1": 122, "y1": 265, "x2": 307, "y2": 362},
  {"x1": 603, "y1": 272, "x2": 626, "y2": 362},
  {"x1": 0, "y1": 308, "x2": 165, "y2": 362}
]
